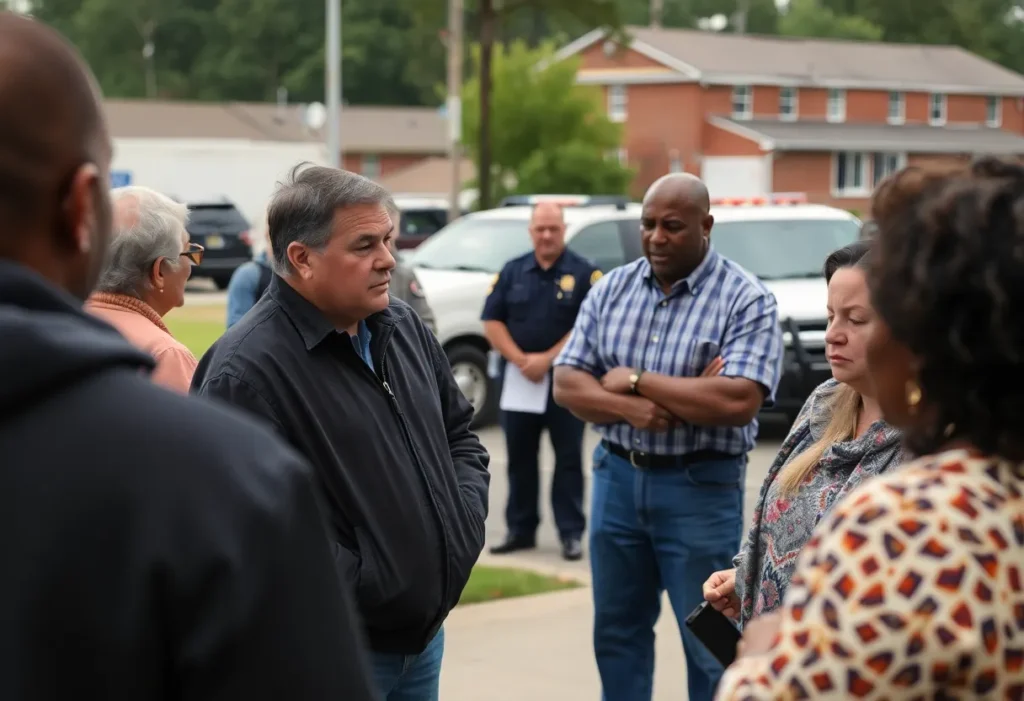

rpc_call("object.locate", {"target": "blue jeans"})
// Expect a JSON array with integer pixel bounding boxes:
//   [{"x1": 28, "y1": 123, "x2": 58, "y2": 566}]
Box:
[
  {"x1": 590, "y1": 443, "x2": 744, "y2": 701},
  {"x1": 371, "y1": 627, "x2": 444, "y2": 701}
]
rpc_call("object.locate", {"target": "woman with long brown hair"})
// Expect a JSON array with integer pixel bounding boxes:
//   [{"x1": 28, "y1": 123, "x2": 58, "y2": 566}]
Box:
[{"x1": 703, "y1": 239, "x2": 904, "y2": 625}]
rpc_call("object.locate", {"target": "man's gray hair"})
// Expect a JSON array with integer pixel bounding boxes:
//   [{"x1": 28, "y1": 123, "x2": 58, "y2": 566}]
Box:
[
  {"x1": 268, "y1": 163, "x2": 396, "y2": 274},
  {"x1": 95, "y1": 186, "x2": 189, "y2": 296}
]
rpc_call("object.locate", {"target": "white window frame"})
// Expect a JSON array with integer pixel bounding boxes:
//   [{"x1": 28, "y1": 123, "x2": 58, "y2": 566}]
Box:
[
  {"x1": 832, "y1": 151, "x2": 869, "y2": 198},
  {"x1": 361, "y1": 154, "x2": 380, "y2": 179},
  {"x1": 607, "y1": 85, "x2": 627, "y2": 122},
  {"x1": 929, "y1": 93, "x2": 947, "y2": 125},
  {"x1": 887, "y1": 91, "x2": 905, "y2": 125},
  {"x1": 731, "y1": 85, "x2": 752, "y2": 120},
  {"x1": 986, "y1": 95, "x2": 1002, "y2": 127},
  {"x1": 871, "y1": 152, "x2": 907, "y2": 187},
  {"x1": 827, "y1": 88, "x2": 846, "y2": 123},
  {"x1": 779, "y1": 86, "x2": 798, "y2": 121}
]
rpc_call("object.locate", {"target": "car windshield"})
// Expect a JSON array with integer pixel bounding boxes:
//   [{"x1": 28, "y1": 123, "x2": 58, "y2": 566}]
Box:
[
  {"x1": 187, "y1": 205, "x2": 248, "y2": 232},
  {"x1": 711, "y1": 219, "x2": 861, "y2": 279},
  {"x1": 407, "y1": 217, "x2": 531, "y2": 273}
]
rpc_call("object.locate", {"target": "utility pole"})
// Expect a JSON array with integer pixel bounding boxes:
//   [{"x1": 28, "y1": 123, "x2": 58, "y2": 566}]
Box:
[
  {"x1": 446, "y1": 0, "x2": 464, "y2": 221},
  {"x1": 734, "y1": 0, "x2": 749, "y2": 34},
  {"x1": 144, "y1": 21, "x2": 157, "y2": 97},
  {"x1": 326, "y1": 0, "x2": 341, "y2": 168},
  {"x1": 650, "y1": 0, "x2": 663, "y2": 27}
]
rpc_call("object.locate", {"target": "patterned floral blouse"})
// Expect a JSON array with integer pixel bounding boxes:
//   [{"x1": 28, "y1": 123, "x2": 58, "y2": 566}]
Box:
[
  {"x1": 716, "y1": 449, "x2": 1024, "y2": 700},
  {"x1": 734, "y1": 379, "x2": 904, "y2": 625}
]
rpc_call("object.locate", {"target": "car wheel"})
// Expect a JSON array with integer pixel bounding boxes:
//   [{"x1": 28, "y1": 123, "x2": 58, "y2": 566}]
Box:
[
  {"x1": 212, "y1": 273, "x2": 232, "y2": 290},
  {"x1": 447, "y1": 344, "x2": 497, "y2": 428}
]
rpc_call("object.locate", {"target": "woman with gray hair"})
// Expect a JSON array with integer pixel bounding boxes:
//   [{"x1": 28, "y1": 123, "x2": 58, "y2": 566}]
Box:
[{"x1": 86, "y1": 186, "x2": 202, "y2": 392}]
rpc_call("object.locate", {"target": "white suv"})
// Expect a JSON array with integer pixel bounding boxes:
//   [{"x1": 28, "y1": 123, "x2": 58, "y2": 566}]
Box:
[{"x1": 408, "y1": 196, "x2": 861, "y2": 427}]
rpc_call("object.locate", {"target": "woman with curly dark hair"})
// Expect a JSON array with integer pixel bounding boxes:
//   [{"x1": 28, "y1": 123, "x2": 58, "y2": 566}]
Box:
[{"x1": 715, "y1": 157, "x2": 1024, "y2": 699}]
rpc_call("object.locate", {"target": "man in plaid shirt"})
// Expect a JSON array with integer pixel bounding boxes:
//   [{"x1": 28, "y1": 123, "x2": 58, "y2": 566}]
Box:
[{"x1": 553, "y1": 173, "x2": 783, "y2": 701}]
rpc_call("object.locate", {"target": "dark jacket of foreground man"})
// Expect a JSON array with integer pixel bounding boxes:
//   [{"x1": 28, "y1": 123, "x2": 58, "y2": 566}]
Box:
[
  {"x1": 192, "y1": 276, "x2": 490, "y2": 654},
  {"x1": 0, "y1": 261, "x2": 378, "y2": 700}
]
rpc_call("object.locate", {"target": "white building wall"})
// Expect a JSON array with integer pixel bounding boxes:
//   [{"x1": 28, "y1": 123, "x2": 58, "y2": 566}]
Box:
[
  {"x1": 700, "y1": 156, "x2": 771, "y2": 198},
  {"x1": 111, "y1": 138, "x2": 330, "y2": 232}
]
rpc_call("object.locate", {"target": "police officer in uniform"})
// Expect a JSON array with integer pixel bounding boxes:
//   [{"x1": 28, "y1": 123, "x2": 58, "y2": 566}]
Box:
[{"x1": 482, "y1": 202, "x2": 601, "y2": 561}]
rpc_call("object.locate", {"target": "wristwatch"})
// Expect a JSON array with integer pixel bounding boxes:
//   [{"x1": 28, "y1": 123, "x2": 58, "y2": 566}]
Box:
[{"x1": 629, "y1": 368, "x2": 645, "y2": 394}]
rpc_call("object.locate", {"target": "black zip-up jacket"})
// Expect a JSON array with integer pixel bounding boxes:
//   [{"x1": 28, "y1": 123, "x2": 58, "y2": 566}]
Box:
[
  {"x1": 0, "y1": 262, "x2": 377, "y2": 700},
  {"x1": 192, "y1": 275, "x2": 490, "y2": 654}
]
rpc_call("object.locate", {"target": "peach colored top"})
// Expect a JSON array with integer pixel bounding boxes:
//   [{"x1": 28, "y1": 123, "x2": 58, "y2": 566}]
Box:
[{"x1": 85, "y1": 292, "x2": 198, "y2": 393}]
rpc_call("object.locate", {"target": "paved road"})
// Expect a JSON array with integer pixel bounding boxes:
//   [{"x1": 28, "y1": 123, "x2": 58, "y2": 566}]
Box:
[
  {"x1": 443, "y1": 422, "x2": 786, "y2": 700},
  {"x1": 474, "y1": 420, "x2": 787, "y2": 580}
]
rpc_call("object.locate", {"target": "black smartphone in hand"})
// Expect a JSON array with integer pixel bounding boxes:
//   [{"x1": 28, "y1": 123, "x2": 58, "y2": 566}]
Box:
[{"x1": 685, "y1": 600, "x2": 742, "y2": 668}]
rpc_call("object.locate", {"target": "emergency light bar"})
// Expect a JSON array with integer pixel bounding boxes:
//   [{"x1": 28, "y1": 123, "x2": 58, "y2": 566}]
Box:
[
  {"x1": 710, "y1": 192, "x2": 808, "y2": 206},
  {"x1": 498, "y1": 194, "x2": 631, "y2": 209}
]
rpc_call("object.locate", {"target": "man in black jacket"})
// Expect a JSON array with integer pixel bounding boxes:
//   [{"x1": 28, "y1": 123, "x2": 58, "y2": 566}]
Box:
[
  {"x1": 192, "y1": 165, "x2": 490, "y2": 701},
  {"x1": 0, "y1": 13, "x2": 378, "y2": 701}
]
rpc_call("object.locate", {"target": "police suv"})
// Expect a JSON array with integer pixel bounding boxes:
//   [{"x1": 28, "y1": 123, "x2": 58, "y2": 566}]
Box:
[{"x1": 407, "y1": 194, "x2": 860, "y2": 428}]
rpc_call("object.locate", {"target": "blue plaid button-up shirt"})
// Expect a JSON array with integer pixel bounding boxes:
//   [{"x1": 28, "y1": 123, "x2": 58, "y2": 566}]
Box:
[{"x1": 554, "y1": 247, "x2": 783, "y2": 456}]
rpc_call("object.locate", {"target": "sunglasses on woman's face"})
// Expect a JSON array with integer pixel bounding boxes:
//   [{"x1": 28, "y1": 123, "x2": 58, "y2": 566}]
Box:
[{"x1": 181, "y1": 242, "x2": 204, "y2": 266}]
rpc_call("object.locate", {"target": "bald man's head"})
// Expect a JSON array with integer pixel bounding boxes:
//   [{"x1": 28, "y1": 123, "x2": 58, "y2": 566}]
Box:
[
  {"x1": 640, "y1": 172, "x2": 714, "y2": 287},
  {"x1": 529, "y1": 201, "x2": 567, "y2": 265},
  {"x1": 0, "y1": 12, "x2": 113, "y2": 299},
  {"x1": 643, "y1": 173, "x2": 711, "y2": 214}
]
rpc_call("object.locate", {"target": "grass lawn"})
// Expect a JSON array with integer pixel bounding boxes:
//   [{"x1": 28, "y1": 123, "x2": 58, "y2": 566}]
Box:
[
  {"x1": 166, "y1": 303, "x2": 227, "y2": 357},
  {"x1": 458, "y1": 565, "x2": 580, "y2": 606}
]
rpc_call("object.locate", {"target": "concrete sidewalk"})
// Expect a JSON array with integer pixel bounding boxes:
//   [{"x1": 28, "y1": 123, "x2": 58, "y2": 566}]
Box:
[
  {"x1": 434, "y1": 424, "x2": 786, "y2": 699},
  {"x1": 440, "y1": 584, "x2": 689, "y2": 700}
]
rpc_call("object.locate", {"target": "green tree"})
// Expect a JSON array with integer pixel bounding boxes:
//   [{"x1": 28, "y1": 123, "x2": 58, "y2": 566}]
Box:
[
  {"x1": 30, "y1": 0, "x2": 221, "y2": 99},
  {"x1": 30, "y1": 0, "x2": 456, "y2": 105},
  {"x1": 462, "y1": 40, "x2": 633, "y2": 204},
  {"x1": 196, "y1": 0, "x2": 436, "y2": 104},
  {"x1": 812, "y1": 0, "x2": 1024, "y2": 72},
  {"x1": 470, "y1": 0, "x2": 623, "y2": 209},
  {"x1": 778, "y1": 0, "x2": 882, "y2": 40}
]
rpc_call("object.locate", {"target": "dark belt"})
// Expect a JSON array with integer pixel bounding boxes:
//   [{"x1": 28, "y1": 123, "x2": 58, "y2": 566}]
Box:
[{"x1": 602, "y1": 440, "x2": 738, "y2": 470}]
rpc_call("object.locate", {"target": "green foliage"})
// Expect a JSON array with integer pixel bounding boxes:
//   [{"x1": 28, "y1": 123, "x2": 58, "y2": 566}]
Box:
[
  {"x1": 21, "y1": 0, "x2": 1024, "y2": 108},
  {"x1": 461, "y1": 41, "x2": 633, "y2": 204},
  {"x1": 779, "y1": 0, "x2": 883, "y2": 41},
  {"x1": 808, "y1": 0, "x2": 1024, "y2": 71}
]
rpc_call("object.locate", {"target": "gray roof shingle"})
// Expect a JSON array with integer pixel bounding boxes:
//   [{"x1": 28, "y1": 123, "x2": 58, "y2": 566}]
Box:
[
  {"x1": 711, "y1": 117, "x2": 1024, "y2": 154},
  {"x1": 104, "y1": 100, "x2": 448, "y2": 153},
  {"x1": 576, "y1": 26, "x2": 1024, "y2": 94}
]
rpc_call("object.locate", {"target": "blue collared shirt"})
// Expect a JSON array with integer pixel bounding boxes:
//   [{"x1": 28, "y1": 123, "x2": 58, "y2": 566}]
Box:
[
  {"x1": 554, "y1": 247, "x2": 783, "y2": 456},
  {"x1": 226, "y1": 251, "x2": 271, "y2": 328},
  {"x1": 352, "y1": 320, "x2": 373, "y2": 370}
]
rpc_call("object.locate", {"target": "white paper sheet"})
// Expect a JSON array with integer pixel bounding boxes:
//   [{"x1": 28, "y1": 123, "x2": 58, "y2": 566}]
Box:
[{"x1": 499, "y1": 363, "x2": 549, "y2": 414}]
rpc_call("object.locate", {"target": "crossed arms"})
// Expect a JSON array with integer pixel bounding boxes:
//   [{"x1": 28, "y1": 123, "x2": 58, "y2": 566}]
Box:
[
  {"x1": 551, "y1": 286, "x2": 782, "y2": 432},
  {"x1": 553, "y1": 359, "x2": 764, "y2": 431}
]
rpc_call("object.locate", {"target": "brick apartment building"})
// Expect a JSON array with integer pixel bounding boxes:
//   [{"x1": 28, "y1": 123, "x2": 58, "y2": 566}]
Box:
[{"x1": 556, "y1": 27, "x2": 1024, "y2": 210}]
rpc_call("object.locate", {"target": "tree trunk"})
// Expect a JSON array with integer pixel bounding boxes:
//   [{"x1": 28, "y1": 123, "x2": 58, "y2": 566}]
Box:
[{"x1": 477, "y1": 0, "x2": 495, "y2": 210}]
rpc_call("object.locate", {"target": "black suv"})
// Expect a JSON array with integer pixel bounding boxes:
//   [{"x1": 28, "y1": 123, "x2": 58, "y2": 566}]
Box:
[{"x1": 185, "y1": 198, "x2": 253, "y2": 289}]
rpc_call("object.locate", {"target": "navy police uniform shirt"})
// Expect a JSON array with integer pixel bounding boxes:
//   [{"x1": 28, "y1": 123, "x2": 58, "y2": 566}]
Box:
[{"x1": 481, "y1": 249, "x2": 602, "y2": 353}]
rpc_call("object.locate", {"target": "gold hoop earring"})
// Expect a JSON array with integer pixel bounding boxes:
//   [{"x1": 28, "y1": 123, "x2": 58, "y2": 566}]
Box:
[{"x1": 905, "y1": 380, "x2": 922, "y2": 415}]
